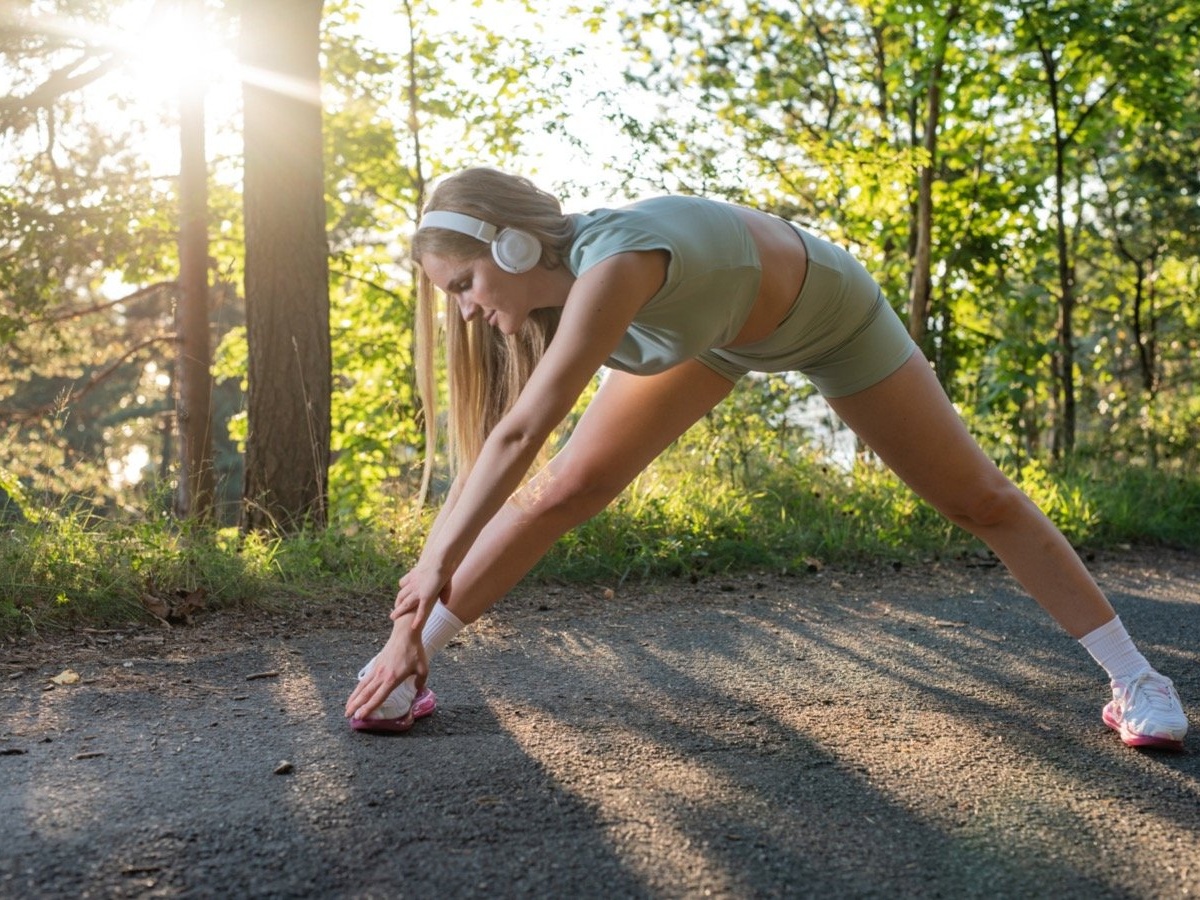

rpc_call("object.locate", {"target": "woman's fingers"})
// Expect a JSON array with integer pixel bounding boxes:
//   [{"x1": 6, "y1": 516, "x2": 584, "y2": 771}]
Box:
[
  {"x1": 345, "y1": 678, "x2": 373, "y2": 717},
  {"x1": 345, "y1": 622, "x2": 430, "y2": 719},
  {"x1": 392, "y1": 564, "x2": 453, "y2": 631},
  {"x1": 390, "y1": 591, "x2": 436, "y2": 630},
  {"x1": 344, "y1": 656, "x2": 403, "y2": 718},
  {"x1": 410, "y1": 595, "x2": 437, "y2": 632},
  {"x1": 349, "y1": 681, "x2": 385, "y2": 719},
  {"x1": 346, "y1": 672, "x2": 401, "y2": 719},
  {"x1": 390, "y1": 592, "x2": 419, "y2": 620}
]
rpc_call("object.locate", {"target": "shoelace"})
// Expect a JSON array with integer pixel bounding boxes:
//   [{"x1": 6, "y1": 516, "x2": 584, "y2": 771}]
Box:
[{"x1": 1120, "y1": 672, "x2": 1179, "y2": 717}]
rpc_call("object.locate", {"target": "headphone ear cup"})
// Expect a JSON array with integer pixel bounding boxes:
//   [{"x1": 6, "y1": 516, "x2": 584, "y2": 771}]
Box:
[{"x1": 491, "y1": 228, "x2": 541, "y2": 274}]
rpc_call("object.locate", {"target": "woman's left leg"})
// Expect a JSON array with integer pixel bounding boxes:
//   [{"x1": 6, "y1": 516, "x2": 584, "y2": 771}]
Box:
[
  {"x1": 826, "y1": 351, "x2": 1187, "y2": 747},
  {"x1": 440, "y1": 360, "x2": 737, "y2": 625},
  {"x1": 826, "y1": 351, "x2": 1110, "y2": 637}
]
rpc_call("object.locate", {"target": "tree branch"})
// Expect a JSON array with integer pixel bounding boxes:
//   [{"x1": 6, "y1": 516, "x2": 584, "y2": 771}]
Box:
[
  {"x1": 27, "y1": 281, "x2": 177, "y2": 327},
  {"x1": 0, "y1": 52, "x2": 120, "y2": 128},
  {"x1": 0, "y1": 334, "x2": 175, "y2": 426},
  {"x1": 1, "y1": 0, "x2": 176, "y2": 129}
]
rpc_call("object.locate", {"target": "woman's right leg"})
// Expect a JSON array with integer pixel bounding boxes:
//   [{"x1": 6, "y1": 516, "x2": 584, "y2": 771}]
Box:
[
  {"x1": 826, "y1": 352, "x2": 1114, "y2": 637},
  {"x1": 352, "y1": 361, "x2": 732, "y2": 722},
  {"x1": 439, "y1": 360, "x2": 736, "y2": 625}
]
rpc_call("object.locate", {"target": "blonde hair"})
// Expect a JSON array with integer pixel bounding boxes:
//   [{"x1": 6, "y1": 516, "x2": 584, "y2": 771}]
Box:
[{"x1": 412, "y1": 169, "x2": 574, "y2": 493}]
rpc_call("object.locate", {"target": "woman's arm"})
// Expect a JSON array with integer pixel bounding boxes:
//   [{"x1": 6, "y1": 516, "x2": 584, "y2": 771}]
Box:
[
  {"x1": 396, "y1": 251, "x2": 668, "y2": 628},
  {"x1": 403, "y1": 361, "x2": 738, "y2": 624},
  {"x1": 349, "y1": 360, "x2": 736, "y2": 720}
]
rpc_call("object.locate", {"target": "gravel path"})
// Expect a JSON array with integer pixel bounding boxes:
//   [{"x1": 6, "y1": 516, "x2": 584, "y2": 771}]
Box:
[{"x1": 2, "y1": 548, "x2": 1198, "y2": 898}]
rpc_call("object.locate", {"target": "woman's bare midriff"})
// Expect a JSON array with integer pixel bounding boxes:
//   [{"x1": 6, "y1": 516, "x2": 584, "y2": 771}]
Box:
[{"x1": 726, "y1": 207, "x2": 809, "y2": 347}]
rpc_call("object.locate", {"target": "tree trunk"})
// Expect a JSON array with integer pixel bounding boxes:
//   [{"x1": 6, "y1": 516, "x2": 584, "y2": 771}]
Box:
[
  {"x1": 1042, "y1": 45, "x2": 1076, "y2": 458},
  {"x1": 908, "y1": 95, "x2": 936, "y2": 353},
  {"x1": 1124, "y1": 248, "x2": 1160, "y2": 468},
  {"x1": 175, "y1": 23, "x2": 215, "y2": 520},
  {"x1": 908, "y1": 4, "x2": 961, "y2": 365},
  {"x1": 402, "y1": 0, "x2": 433, "y2": 504},
  {"x1": 240, "y1": 0, "x2": 331, "y2": 532}
]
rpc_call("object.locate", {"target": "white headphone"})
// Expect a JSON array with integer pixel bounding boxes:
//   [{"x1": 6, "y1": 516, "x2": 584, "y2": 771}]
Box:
[{"x1": 418, "y1": 210, "x2": 542, "y2": 274}]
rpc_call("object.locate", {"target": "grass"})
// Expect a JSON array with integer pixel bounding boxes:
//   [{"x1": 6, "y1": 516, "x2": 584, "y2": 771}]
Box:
[
  {"x1": 540, "y1": 451, "x2": 964, "y2": 583},
  {"x1": 0, "y1": 512, "x2": 417, "y2": 637},
  {"x1": 2, "y1": 450, "x2": 1198, "y2": 639}
]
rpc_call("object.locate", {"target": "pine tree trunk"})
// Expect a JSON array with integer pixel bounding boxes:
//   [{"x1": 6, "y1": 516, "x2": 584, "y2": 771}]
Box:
[
  {"x1": 240, "y1": 0, "x2": 331, "y2": 532},
  {"x1": 176, "y1": 34, "x2": 215, "y2": 520}
]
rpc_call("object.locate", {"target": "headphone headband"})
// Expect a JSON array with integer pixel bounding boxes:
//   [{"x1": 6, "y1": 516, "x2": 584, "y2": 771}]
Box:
[
  {"x1": 418, "y1": 210, "x2": 498, "y2": 243},
  {"x1": 416, "y1": 209, "x2": 541, "y2": 274}
]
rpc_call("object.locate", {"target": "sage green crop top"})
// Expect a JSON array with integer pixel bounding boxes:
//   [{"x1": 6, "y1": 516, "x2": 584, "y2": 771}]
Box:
[{"x1": 567, "y1": 196, "x2": 761, "y2": 375}]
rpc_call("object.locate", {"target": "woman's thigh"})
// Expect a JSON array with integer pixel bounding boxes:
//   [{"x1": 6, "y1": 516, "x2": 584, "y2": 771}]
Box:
[
  {"x1": 544, "y1": 360, "x2": 736, "y2": 504},
  {"x1": 824, "y1": 351, "x2": 1015, "y2": 523}
]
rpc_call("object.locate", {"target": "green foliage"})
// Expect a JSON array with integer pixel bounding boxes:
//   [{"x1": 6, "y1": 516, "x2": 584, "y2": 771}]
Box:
[
  {"x1": 5, "y1": 420, "x2": 1199, "y2": 637},
  {"x1": 1085, "y1": 465, "x2": 1200, "y2": 547},
  {"x1": 611, "y1": 0, "x2": 1200, "y2": 473},
  {"x1": 0, "y1": 0, "x2": 246, "y2": 516},
  {"x1": 538, "y1": 434, "x2": 1200, "y2": 586},
  {"x1": 0, "y1": 465, "x2": 31, "y2": 525},
  {"x1": 2, "y1": 0, "x2": 1200, "y2": 636}
]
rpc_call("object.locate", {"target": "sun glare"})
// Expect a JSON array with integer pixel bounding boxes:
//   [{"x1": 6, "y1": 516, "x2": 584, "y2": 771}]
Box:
[
  {"x1": 9, "y1": 1, "x2": 234, "y2": 100},
  {"x1": 116, "y1": 1, "x2": 232, "y2": 101}
]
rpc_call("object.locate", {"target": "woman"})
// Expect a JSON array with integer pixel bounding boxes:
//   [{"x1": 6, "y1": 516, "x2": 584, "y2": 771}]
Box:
[{"x1": 344, "y1": 168, "x2": 1187, "y2": 750}]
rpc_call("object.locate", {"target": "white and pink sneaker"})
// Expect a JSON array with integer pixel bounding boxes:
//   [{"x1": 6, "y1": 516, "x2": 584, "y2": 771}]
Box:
[
  {"x1": 350, "y1": 687, "x2": 437, "y2": 735},
  {"x1": 1103, "y1": 671, "x2": 1187, "y2": 750}
]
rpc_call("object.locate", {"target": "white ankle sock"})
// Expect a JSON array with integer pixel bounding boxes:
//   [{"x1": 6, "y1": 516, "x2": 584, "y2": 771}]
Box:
[
  {"x1": 1079, "y1": 616, "x2": 1151, "y2": 682},
  {"x1": 421, "y1": 601, "x2": 467, "y2": 656},
  {"x1": 362, "y1": 601, "x2": 466, "y2": 717}
]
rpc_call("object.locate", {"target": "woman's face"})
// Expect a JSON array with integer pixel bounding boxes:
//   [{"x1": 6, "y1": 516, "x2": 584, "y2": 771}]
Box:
[{"x1": 421, "y1": 252, "x2": 535, "y2": 336}]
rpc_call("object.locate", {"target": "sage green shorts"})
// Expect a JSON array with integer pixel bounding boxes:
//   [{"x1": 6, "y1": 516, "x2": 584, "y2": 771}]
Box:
[{"x1": 697, "y1": 226, "x2": 917, "y2": 398}]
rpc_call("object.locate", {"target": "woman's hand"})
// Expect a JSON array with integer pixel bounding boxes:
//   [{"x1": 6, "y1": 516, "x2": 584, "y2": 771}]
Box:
[
  {"x1": 390, "y1": 563, "x2": 451, "y2": 632},
  {"x1": 343, "y1": 614, "x2": 429, "y2": 720}
]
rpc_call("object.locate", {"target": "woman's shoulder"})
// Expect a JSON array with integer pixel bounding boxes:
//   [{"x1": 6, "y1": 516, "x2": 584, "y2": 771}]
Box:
[{"x1": 569, "y1": 196, "x2": 743, "y2": 274}]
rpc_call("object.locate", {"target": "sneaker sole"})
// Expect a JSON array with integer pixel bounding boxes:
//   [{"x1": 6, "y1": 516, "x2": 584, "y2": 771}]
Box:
[
  {"x1": 1103, "y1": 707, "x2": 1185, "y2": 751},
  {"x1": 350, "y1": 688, "x2": 437, "y2": 735}
]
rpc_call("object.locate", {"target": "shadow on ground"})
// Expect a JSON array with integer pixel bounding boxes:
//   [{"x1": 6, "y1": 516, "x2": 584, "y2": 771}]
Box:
[{"x1": 2, "y1": 548, "x2": 1198, "y2": 898}]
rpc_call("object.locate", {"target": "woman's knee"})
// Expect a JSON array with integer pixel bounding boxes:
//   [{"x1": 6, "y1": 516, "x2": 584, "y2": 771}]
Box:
[
  {"x1": 941, "y1": 477, "x2": 1031, "y2": 533},
  {"x1": 518, "y1": 463, "x2": 622, "y2": 526}
]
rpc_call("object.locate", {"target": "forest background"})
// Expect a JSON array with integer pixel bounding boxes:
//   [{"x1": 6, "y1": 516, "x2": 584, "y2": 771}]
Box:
[{"x1": 2, "y1": 0, "x2": 1198, "y2": 636}]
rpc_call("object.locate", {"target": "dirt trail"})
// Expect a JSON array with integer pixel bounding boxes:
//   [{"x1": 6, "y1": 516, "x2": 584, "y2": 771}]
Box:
[{"x1": 2, "y1": 548, "x2": 1198, "y2": 898}]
